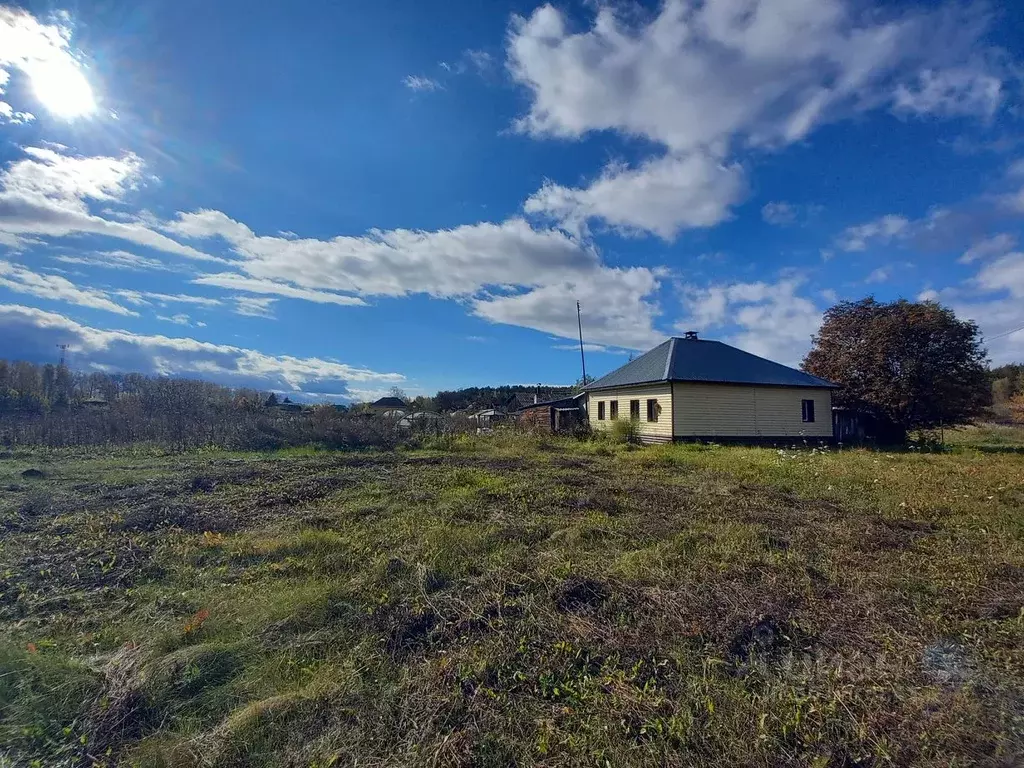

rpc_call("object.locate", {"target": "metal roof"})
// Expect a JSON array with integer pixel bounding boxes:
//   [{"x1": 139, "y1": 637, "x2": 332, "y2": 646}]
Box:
[{"x1": 586, "y1": 337, "x2": 837, "y2": 390}]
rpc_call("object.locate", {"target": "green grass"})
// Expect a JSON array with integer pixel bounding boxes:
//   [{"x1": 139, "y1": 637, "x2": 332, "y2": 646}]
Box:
[{"x1": 1, "y1": 434, "x2": 1023, "y2": 766}]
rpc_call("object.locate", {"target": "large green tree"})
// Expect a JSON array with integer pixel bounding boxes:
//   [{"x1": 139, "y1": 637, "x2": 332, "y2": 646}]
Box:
[{"x1": 803, "y1": 298, "x2": 991, "y2": 434}]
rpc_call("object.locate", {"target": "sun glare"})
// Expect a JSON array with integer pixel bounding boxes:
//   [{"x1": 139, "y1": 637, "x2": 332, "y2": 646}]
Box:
[{"x1": 30, "y1": 59, "x2": 96, "y2": 118}]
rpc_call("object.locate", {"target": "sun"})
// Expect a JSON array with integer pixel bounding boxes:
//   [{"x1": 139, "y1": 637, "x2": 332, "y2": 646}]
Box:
[{"x1": 30, "y1": 59, "x2": 96, "y2": 118}]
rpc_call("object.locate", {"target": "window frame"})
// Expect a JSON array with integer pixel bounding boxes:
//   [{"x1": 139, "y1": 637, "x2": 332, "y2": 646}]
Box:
[
  {"x1": 629, "y1": 399, "x2": 640, "y2": 420},
  {"x1": 801, "y1": 398, "x2": 815, "y2": 423},
  {"x1": 597, "y1": 401, "x2": 605, "y2": 421},
  {"x1": 609, "y1": 400, "x2": 619, "y2": 420},
  {"x1": 646, "y1": 398, "x2": 658, "y2": 423}
]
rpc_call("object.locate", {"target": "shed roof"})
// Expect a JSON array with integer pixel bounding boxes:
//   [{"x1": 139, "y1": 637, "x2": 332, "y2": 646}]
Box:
[{"x1": 586, "y1": 337, "x2": 836, "y2": 390}]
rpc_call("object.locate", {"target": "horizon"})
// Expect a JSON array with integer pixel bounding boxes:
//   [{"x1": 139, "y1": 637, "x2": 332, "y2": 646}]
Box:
[{"x1": 2, "y1": 0, "x2": 1024, "y2": 402}]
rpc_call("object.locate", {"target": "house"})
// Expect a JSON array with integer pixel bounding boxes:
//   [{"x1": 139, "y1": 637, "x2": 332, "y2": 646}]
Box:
[
  {"x1": 583, "y1": 332, "x2": 836, "y2": 443},
  {"x1": 517, "y1": 394, "x2": 586, "y2": 433},
  {"x1": 369, "y1": 396, "x2": 408, "y2": 413}
]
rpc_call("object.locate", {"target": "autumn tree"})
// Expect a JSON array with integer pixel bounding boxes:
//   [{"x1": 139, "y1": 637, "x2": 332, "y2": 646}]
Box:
[{"x1": 803, "y1": 298, "x2": 990, "y2": 437}]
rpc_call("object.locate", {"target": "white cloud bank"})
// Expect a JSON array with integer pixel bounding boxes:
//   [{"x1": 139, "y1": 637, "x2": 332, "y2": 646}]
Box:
[
  {"x1": 0, "y1": 303, "x2": 405, "y2": 397},
  {"x1": 509, "y1": 0, "x2": 1012, "y2": 239},
  {"x1": 0, "y1": 260, "x2": 137, "y2": 316},
  {"x1": 525, "y1": 154, "x2": 745, "y2": 240},
  {"x1": 165, "y1": 209, "x2": 666, "y2": 348},
  {"x1": 0, "y1": 145, "x2": 217, "y2": 261}
]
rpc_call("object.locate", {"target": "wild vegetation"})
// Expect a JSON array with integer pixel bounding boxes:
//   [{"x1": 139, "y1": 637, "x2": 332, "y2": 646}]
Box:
[
  {"x1": 2, "y1": 429, "x2": 1023, "y2": 767},
  {"x1": 990, "y1": 363, "x2": 1024, "y2": 424}
]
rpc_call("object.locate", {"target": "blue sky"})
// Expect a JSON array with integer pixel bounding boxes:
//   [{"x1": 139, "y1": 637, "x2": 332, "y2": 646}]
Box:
[{"x1": 1, "y1": 0, "x2": 1023, "y2": 401}]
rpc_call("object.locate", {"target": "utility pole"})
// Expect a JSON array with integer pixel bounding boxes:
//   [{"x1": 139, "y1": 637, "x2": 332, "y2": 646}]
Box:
[{"x1": 576, "y1": 301, "x2": 587, "y2": 385}]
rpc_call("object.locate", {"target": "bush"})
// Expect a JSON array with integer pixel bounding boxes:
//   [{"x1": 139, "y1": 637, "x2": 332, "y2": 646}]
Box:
[{"x1": 610, "y1": 418, "x2": 642, "y2": 445}]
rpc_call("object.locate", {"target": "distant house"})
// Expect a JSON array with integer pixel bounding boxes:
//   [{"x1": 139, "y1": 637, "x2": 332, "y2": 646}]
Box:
[
  {"x1": 370, "y1": 396, "x2": 408, "y2": 414},
  {"x1": 583, "y1": 332, "x2": 837, "y2": 443}
]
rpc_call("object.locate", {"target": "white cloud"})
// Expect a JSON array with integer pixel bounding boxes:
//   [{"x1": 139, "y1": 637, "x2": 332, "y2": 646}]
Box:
[
  {"x1": 472, "y1": 266, "x2": 664, "y2": 350},
  {"x1": 959, "y1": 233, "x2": 1016, "y2": 263},
  {"x1": 865, "y1": 267, "x2": 891, "y2": 284},
  {"x1": 507, "y1": 0, "x2": 1004, "y2": 154},
  {"x1": 192, "y1": 273, "x2": 367, "y2": 307},
  {"x1": 156, "y1": 313, "x2": 194, "y2": 326},
  {"x1": 524, "y1": 153, "x2": 745, "y2": 240},
  {"x1": 403, "y1": 75, "x2": 442, "y2": 92},
  {"x1": 507, "y1": 1, "x2": 1005, "y2": 239},
  {"x1": 920, "y1": 256, "x2": 1024, "y2": 363},
  {"x1": 465, "y1": 49, "x2": 494, "y2": 74},
  {"x1": 0, "y1": 260, "x2": 136, "y2": 315},
  {"x1": 0, "y1": 146, "x2": 218, "y2": 262},
  {"x1": 893, "y1": 68, "x2": 1002, "y2": 118},
  {"x1": 0, "y1": 303, "x2": 405, "y2": 396},
  {"x1": 165, "y1": 210, "x2": 606, "y2": 299},
  {"x1": 55, "y1": 250, "x2": 173, "y2": 272},
  {"x1": 233, "y1": 296, "x2": 277, "y2": 318},
  {"x1": 835, "y1": 214, "x2": 910, "y2": 251},
  {"x1": 761, "y1": 201, "x2": 796, "y2": 226},
  {"x1": 552, "y1": 341, "x2": 628, "y2": 355},
  {"x1": 677, "y1": 278, "x2": 823, "y2": 365},
  {"x1": 974, "y1": 252, "x2": 1024, "y2": 298},
  {"x1": 165, "y1": 209, "x2": 671, "y2": 348},
  {"x1": 113, "y1": 290, "x2": 221, "y2": 308}
]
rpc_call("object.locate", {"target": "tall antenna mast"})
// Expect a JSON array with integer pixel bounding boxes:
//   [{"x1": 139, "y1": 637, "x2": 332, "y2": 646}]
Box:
[
  {"x1": 576, "y1": 301, "x2": 587, "y2": 385},
  {"x1": 56, "y1": 344, "x2": 69, "y2": 366}
]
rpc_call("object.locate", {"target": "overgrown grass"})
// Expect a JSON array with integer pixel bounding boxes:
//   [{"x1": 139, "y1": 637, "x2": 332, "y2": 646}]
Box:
[{"x1": 1, "y1": 434, "x2": 1022, "y2": 766}]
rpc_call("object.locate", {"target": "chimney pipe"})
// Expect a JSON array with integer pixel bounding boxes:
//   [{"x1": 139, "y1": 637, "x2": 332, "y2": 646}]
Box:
[{"x1": 684, "y1": 330, "x2": 699, "y2": 340}]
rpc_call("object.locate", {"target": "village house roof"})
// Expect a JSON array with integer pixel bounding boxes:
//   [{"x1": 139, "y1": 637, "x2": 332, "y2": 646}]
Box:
[
  {"x1": 371, "y1": 396, "x2": 407, "y2": 408},
  {"x1": 586, "y1": 336, "x2": 837, "y2": 391}
]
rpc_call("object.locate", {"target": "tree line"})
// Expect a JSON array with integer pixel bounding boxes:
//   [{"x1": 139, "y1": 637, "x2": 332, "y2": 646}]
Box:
[{"x1": 0, "y1": 359, "x2": 264, "y2": 415}]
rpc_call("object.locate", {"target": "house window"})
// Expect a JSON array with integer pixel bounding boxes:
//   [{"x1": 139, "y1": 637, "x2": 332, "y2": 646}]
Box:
[
  {"x1": 630, "y1": 399, "x2": 640, "y2": 420},
  {"x1": 597, "y1": 401, "x2": 605, "y2": 421},
  {"x1": 802, "y1": 399, "x2": 815, "y2": 423},
  {"x1": 610, "y1": 401, "x2": 619, "y2": 420},
  {"x1": 646, "y1": 399, "x2": 658, "y2": 422}
]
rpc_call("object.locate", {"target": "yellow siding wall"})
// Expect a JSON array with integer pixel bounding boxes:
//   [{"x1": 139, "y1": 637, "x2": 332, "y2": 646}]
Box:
[
  {"x1": 586, "y1": 383, "x2": 673, "y2": 442},
  {"x1": 672, "y1": 383, "x2": 832, "y2": 438}
]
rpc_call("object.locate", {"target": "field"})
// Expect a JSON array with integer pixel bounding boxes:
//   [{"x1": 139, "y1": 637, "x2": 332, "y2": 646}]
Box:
[{"x1": 2, "y1": 432, "x2": 1023, "y2": 767}]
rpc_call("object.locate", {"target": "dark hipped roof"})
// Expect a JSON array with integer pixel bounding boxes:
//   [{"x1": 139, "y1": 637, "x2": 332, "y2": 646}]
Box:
[
  {"x1": 371, "y1": 396, "x2": 407, "y2": 408},
  {"x1": 586, "y1": 337, "x2": 836, "y2": 390}
]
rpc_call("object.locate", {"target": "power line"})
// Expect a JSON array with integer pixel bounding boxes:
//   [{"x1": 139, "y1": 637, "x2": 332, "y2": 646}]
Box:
[{"x1": 987, "y1": 323, "x2": 1024, "y2": 342}]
